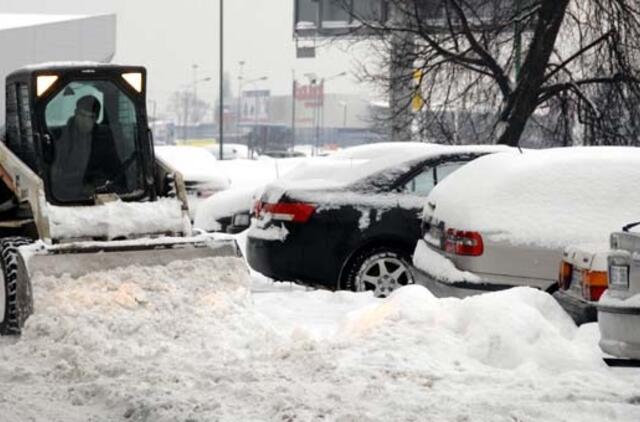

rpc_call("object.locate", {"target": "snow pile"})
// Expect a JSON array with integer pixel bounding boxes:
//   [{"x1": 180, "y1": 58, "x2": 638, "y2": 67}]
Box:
[
  {"x1": 426, "y1": 147, "x2": 640, "y2": 248},
  {"x1": 413, "y1": 240, "x2": 481, "y2": 283},
  {"x1": 1, "y1": 269, "x2": 639, "y2": 421},
  {"x1": 48, "y1": 198, "x2": 184, "y2": 240},
  {"x1": 194, "y1": 186, "x2": 258, "y2": 231}
]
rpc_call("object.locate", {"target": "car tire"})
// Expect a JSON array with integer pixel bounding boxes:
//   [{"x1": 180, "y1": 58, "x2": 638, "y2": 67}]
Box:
[
  {"x1": 342, "y1": 246, "x2": 414, "y2": 298},
  {"x1": 0, "y1": 237, "x2": 33, "y2": 336}
]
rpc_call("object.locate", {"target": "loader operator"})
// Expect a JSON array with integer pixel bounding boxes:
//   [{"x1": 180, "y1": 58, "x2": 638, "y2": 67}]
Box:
[{"x1": 51, "y1": 95, "x2": 124, "y2": 201}]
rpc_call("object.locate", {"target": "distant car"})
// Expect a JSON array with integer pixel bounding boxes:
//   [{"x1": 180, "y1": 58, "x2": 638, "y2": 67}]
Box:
[
  {"x1": 207, "y1": 143, "x2": 251, "y2": 160},
  {"x1": 411, "y1": 147, "x2": 640, "y2": 322},
  {"x1": 246, "y1": 143, "x2": 507, "y2": 296},
  {"x1": 598, "y1": 229, "x2": 640, "y2": 360},
  {"x1": 556, "y1": 243, "x2": 609, "y2": 324},
  {"x1": 155, "y1": 146, "x2": 230, "y2": 218}
]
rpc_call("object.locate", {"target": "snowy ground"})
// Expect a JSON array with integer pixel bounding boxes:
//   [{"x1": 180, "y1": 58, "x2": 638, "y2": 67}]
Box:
[{"x1": 1, "y1": 252, "x2": 640, "y2": 421}]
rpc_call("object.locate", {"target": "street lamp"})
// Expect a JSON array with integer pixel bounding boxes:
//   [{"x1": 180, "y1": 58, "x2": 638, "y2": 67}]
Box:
[
  {"x1": 243, "y1": 76, "x2": 269, "y2": 157},
  {"x1": 304, "y1": 71, "x2": 347, "y2": 156}
]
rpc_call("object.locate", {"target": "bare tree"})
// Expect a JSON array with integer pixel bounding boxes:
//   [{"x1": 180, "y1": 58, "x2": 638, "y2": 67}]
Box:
[
  {"x1": 167, "y1": 90, "x2": 210, "y2": 128},
  {"x1": 342, "y1": 0, "x2": 640, "y2": 146}
]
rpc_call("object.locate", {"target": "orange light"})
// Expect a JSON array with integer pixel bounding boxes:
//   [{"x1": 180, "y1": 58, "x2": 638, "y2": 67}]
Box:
[{"x1": 558, "y1": 261, "x2": 572, "y2": 290}]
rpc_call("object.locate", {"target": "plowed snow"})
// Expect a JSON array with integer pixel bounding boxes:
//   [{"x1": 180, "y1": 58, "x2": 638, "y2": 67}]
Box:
[{"x1": 1, "y1": 259, "x2": 639, "y2": 421}]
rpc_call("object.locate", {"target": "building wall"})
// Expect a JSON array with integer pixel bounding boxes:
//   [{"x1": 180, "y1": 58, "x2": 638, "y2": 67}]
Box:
[{"x1": 0, "y1": 14, "x2": 116, "y2": 125}]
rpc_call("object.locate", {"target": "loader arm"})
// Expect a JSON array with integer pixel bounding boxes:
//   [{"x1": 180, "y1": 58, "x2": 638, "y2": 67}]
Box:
[{"x1": 0, "y1": 141, "x2": 51, "y2": 241}]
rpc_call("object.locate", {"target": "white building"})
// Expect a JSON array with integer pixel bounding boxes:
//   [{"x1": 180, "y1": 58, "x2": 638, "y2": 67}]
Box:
[{"x1": 0, "y1": 13, "x2": 116, "y2": 124}]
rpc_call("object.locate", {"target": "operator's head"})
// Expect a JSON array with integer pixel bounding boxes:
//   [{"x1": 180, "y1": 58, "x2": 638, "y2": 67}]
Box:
[{"x1": 74, "y1": 95, "x2": 101, "y2": 134}]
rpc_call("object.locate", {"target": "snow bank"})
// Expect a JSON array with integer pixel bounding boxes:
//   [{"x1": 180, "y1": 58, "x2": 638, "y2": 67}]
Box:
[
  {"x1": 48, "y1": 198, "x2": 184, "y2": 240},
  {"x1": 427, "y1": 147, "x2": 640, "y2": 248},
  {"x1": 1, "y1": 265, "x2": 639, "y2": 421}
]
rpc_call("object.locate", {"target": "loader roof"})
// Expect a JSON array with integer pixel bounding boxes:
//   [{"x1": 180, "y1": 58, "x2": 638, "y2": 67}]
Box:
[{"x1": 7, "y1": 62, "x2": 146, "y2": 81}]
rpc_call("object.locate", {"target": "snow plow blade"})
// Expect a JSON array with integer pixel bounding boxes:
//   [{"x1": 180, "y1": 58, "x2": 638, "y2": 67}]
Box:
[{"x1": 21, "y1": 235, "x2": 244, "y2": 279}]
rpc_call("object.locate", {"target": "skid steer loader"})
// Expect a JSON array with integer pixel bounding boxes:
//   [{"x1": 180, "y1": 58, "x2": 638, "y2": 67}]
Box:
[{"x1": 0, "y1": 63, "x2": 245, "y2": 335}]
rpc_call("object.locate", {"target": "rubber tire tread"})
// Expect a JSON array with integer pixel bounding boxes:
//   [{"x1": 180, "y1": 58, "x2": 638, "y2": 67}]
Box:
[
  {"x1": 341, "y1": 245, "x2": 413, "y2": 293},
  {"x1": 0, "y1": 237, "x2": 32, "y2": 336}
]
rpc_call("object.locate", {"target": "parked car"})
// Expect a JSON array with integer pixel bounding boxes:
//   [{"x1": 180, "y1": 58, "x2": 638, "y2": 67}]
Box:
[
  {"x1": 598, "y1": 229, "x2": 640, "y2": 359},
  {"x1": 246, "y1": 143, "x2": 508, "y2": 296},
  {"x1": 411, "y1": 147, "x2": 640, "y2": 322},
  {"x1": 556, "y1": 243, "x2": 609, "y2": 324},
  {"x1": 155, "y1": 146, "x2": 230, "y2": 219}
]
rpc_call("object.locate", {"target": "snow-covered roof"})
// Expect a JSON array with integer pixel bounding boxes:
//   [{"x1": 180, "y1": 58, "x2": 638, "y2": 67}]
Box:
[
  {"x1": 0, "y1": 14, "x2": 89, "y2": 31},
  {"x1": 426, "y1": 147, "x2": 640, "y2": 248}
]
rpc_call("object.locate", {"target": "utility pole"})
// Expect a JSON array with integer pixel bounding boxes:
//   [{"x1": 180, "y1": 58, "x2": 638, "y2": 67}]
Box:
[
  {"x1": 236, "y1": 60, "x2": 245, "y2": 135},
  {"x1": 218, "y1": 0, "x2": 225, "y2": 160}
]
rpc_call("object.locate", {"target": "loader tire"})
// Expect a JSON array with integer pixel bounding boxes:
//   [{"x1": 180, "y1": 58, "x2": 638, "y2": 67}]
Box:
[{"x1": 0, "y1": 237, "x2": 33, "y2": 336}]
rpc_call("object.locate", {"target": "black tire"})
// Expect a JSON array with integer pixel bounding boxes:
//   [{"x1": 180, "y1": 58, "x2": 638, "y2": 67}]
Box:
[
  {"x1": 0, "y1": 237, "x2": 33, "y2": 336},
  {"x1": 342, "y1": 245, "x2": 415, "y2": 298}
]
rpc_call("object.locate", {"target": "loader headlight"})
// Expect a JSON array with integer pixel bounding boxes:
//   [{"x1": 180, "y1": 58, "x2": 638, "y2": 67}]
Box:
[
  {"x1": 36, "y1": 75, "x2": 59, "y2": 97},
  {"x1": 122, "y1": 72, "x2": 143, "y2": 93}
]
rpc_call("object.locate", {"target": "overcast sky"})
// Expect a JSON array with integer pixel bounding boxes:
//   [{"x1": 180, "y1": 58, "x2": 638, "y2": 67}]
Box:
[{"x1": 1, "y1": 0, "x2": 377, "y2": 116}]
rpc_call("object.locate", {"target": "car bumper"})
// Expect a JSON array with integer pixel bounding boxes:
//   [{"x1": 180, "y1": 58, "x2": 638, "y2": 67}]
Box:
[
  {"x1": 551, "y1": 290, "x2": 598, "y2": 325},
  {"x1": 246, "y1": 233, "x2": 303, "y2": 282},
  {"x1": 410, "y1": 265, "x2": 510, "y2": 299},
  {"x1": 598, "y1": 303, "x2": 640, "y2": 359}
]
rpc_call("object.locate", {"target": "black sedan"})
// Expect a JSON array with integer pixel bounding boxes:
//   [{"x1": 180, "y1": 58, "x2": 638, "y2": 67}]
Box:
[{"x1": 246, "y1": 143, "x2": 507, "y2": 296}]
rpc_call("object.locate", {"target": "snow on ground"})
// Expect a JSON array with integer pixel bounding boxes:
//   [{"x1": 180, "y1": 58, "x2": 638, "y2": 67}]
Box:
[{"x1": 1, "y1": 251, "x2": 640, "y2": 421}]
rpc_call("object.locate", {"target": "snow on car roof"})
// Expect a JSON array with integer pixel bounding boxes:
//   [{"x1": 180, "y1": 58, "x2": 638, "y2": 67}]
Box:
[
  {"x1": 155, "y1": 146, "x2": 230, "y2": 188},
  {"x1": 426, "y1": 147, "x2": 640, "y2": 248},
  {"x1": 272, "y1": 143, "x2": 509, "y2": 193}
]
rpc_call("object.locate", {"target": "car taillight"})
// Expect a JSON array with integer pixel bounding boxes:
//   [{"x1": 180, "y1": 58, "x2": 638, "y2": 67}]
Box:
[
  {"x1": 558, "y1": 261, "x2": 572, "y2": 290},
  {"x1": 582, "y1": 270, "x2": 608, "y2": 301},
  {"x1": 261, "y1": 202, "x2": 316, "y2": 223},
  {"x1": 444, "y1": 228, "x2": 484, "y2": 256}
]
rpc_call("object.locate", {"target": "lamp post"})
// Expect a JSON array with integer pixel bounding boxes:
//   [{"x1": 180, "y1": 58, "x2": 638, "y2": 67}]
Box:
[
  {"x1": 236, "y1": 60, "x2": 245, "y2": 134},
  {"x1": 321, "y1": 71, "x2": 347, "y2": 148},
  {"x1": 243, "y1": 76, "x2": 268, "y2": 157},
  {"x1": 219, "y1": 0, "x2": 224, "y2": 160}
]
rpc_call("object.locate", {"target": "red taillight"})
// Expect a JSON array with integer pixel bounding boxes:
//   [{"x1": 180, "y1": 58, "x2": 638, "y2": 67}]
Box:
[
  {"x1": 582, "y1": 271, "x2": 608, "y2": 301},
  {"x1": 261, "y1": 202, "x2": 316, "y2": 223},
  {"x1": 444, "y1": 228, "x2": 484, "y2": 256}
]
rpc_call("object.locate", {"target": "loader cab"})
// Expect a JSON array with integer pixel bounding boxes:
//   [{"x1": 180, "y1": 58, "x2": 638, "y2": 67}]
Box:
[{"x1": 4, "y1": 63, "x2": 156, "y2": 205}]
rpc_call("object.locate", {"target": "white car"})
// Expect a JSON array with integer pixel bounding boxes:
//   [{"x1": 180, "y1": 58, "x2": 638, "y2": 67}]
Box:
[
  {"x1": 155, "y1": 146, "x2": 230, "y2": 218},
  {"x1": 411, "y1": 147, "x2": 640, "y2": 322}
]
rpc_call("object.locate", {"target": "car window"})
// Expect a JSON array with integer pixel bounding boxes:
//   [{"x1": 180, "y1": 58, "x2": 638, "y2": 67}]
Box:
[
  {"x1": 435, "y1": 161, "x2": 465, "y2": 183},
  {"x1": 401, "y1": 167, "x2": 435, "y2": 196}
]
